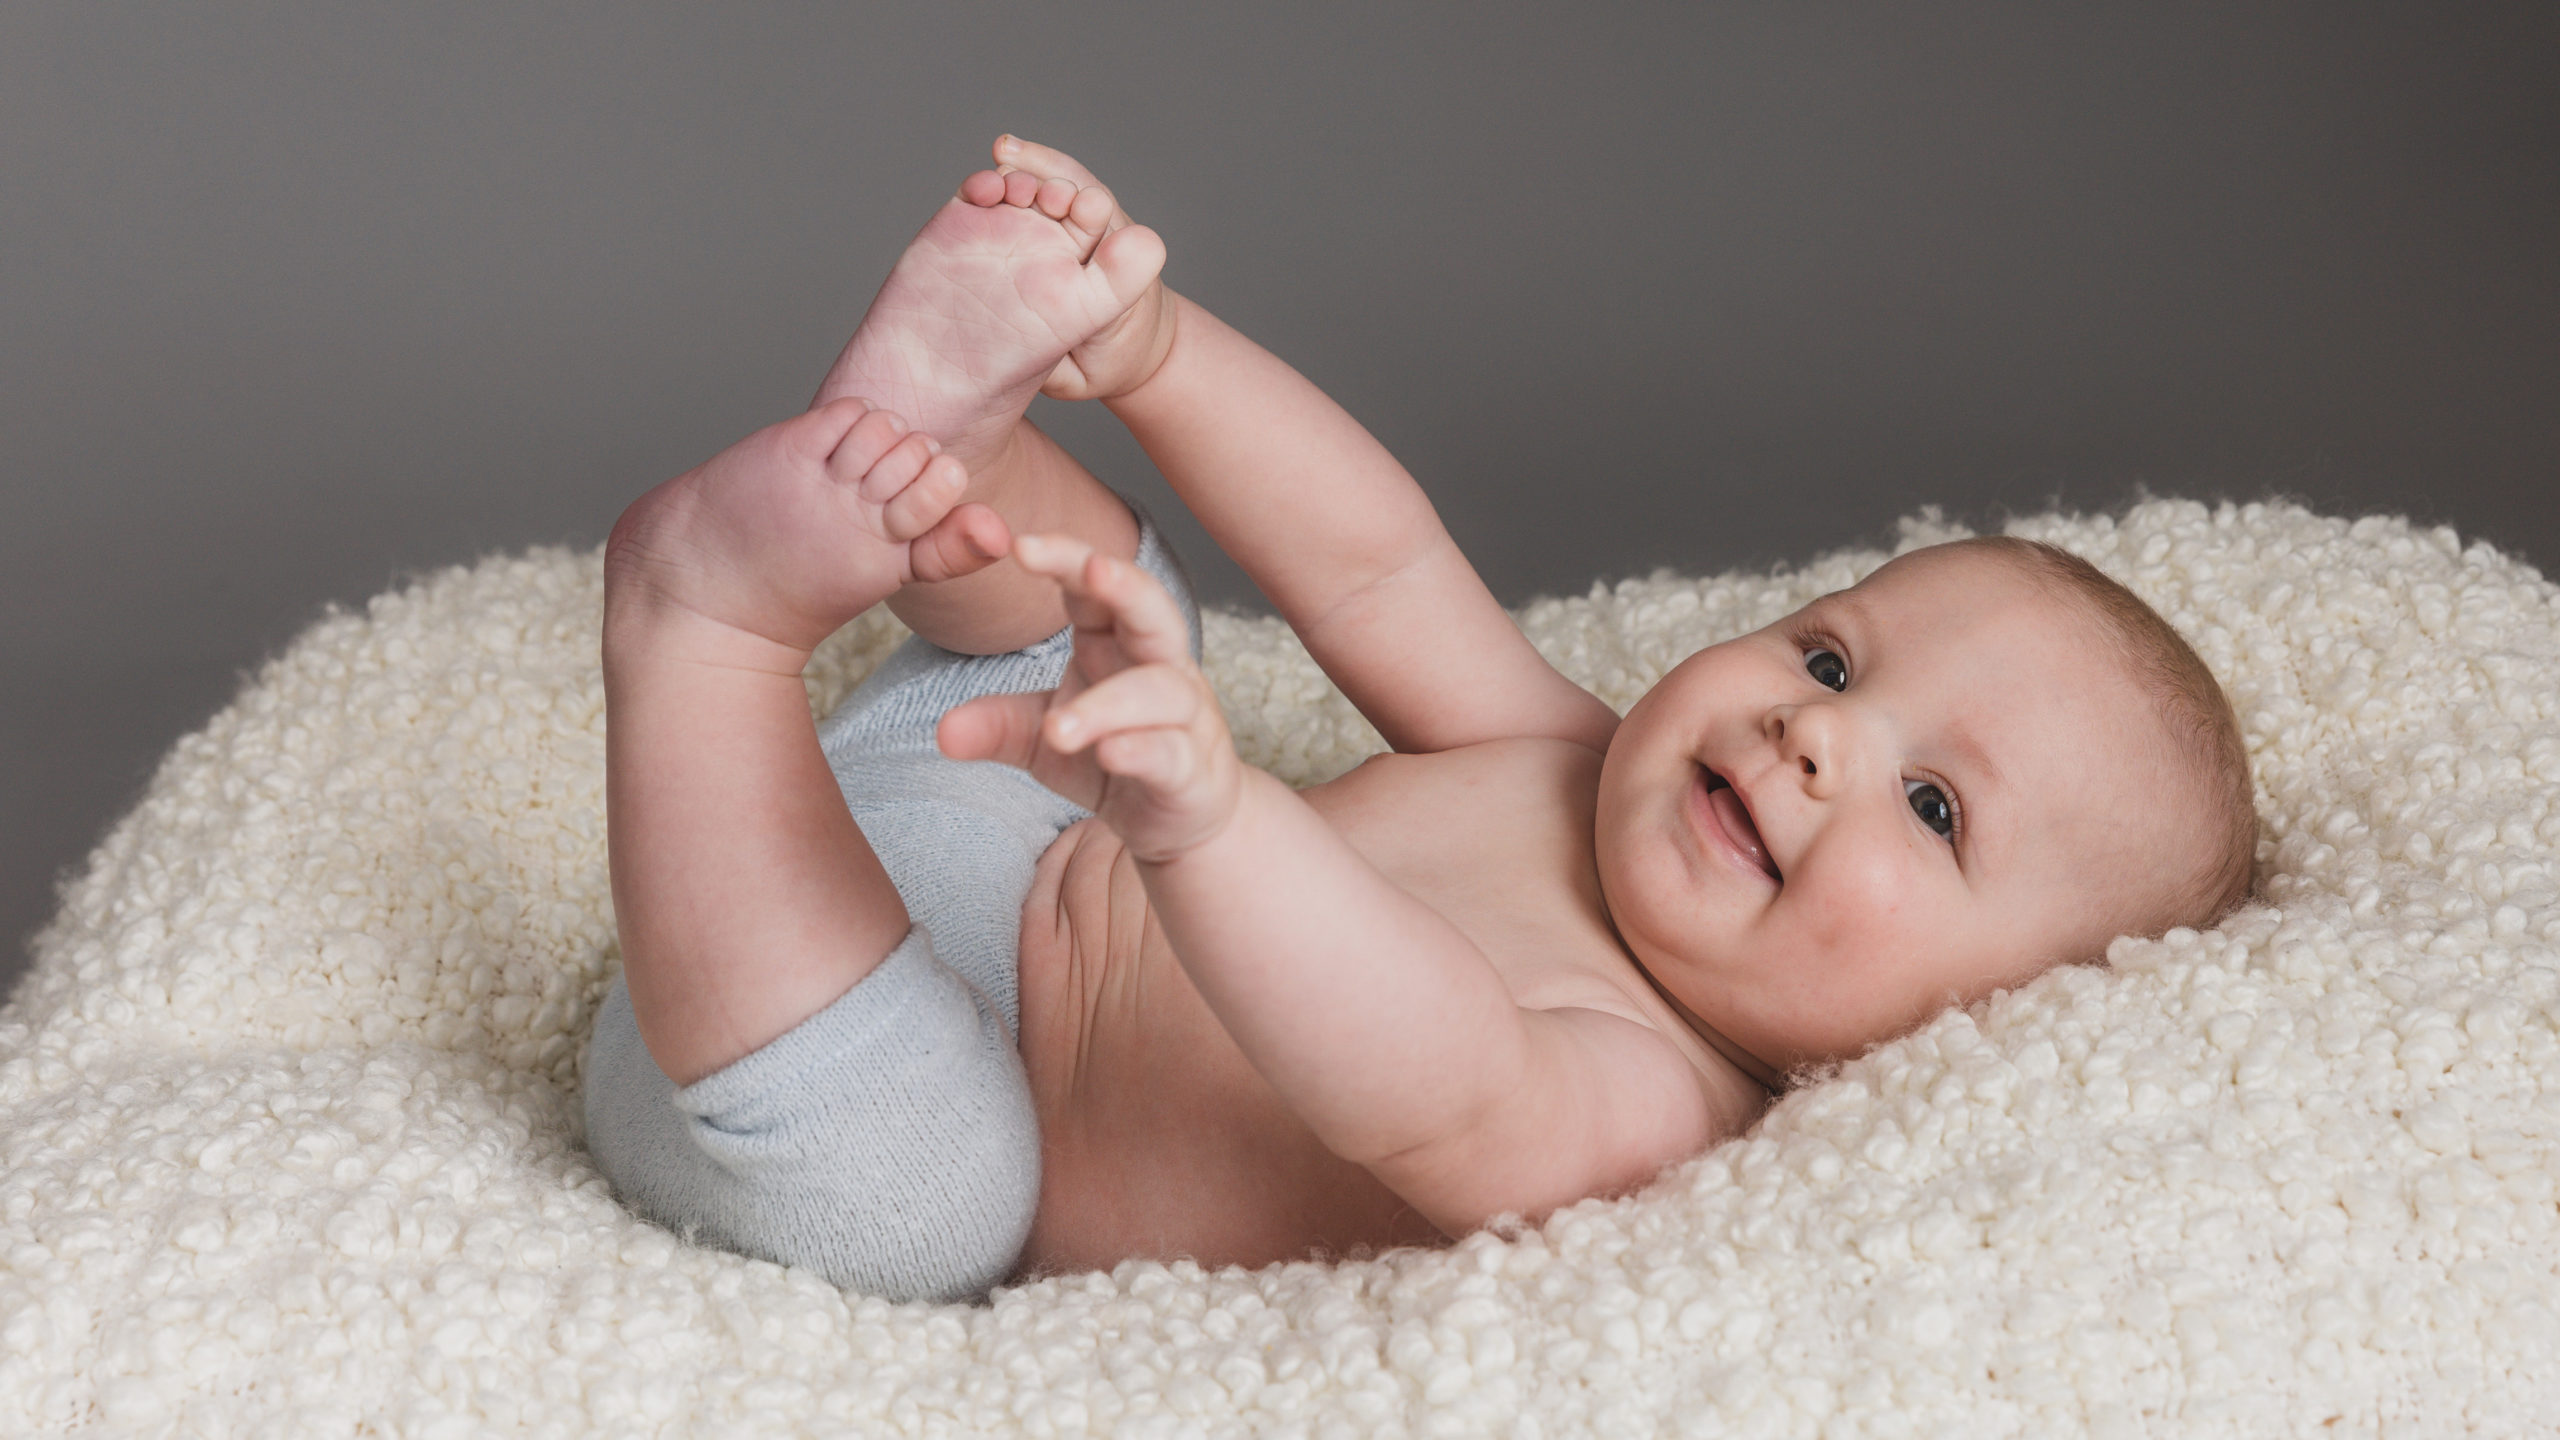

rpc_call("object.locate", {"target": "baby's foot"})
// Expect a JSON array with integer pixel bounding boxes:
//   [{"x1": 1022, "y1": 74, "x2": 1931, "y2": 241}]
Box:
[
  {"x1": 604, "y1": 398, "x2": 1010, "y2": 658},
  {"x1": 987, "y1": 137, "x2": 1180, "y2": 404},
  {"x1": 812, "y1": 138, "x2": 1168, "y2": 475}
]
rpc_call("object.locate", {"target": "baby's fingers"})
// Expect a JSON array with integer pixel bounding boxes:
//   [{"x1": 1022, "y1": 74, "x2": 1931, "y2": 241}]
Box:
[
  {"x1": 1046, "y1": 662, "x2": 1204, "y2": 754},
  {"x1": 1066, "y1": 665, "x2": 1240, "y2": 860},
  {"x1": 1013, "y1": 533, "x2": 1190, "y2": 667},
  {"x1": 1092, "y1": 726, "x2": 1203, "y2": 797}
]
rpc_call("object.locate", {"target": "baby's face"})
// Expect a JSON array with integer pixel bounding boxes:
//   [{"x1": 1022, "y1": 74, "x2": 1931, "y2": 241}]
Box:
[{"x1": 1594, "y1": 544, "x2": 2185, "y2": 1080}]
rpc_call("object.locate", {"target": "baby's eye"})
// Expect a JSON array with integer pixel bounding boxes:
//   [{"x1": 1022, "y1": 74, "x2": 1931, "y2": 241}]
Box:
[
  {"x1": 1803, "y1": 648, "x2": 1848, "y2": 692},
  {"x1": 1906, "y1": 780, "x2": 1956, "y2": 839}
]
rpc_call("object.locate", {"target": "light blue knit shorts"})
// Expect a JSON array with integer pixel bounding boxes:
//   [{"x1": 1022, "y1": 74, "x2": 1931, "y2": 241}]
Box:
[{"x1": 583, "y1": 511, "x2": 1198, "y2": 1303}]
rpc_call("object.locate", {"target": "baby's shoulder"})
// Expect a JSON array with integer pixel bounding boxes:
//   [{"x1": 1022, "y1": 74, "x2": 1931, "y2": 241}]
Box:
[
  {"x1": 1366, "y1": 733, "x2": 1604, "y2": 791},
  {"x1": 1312, "y1": 732, "x2": 1601, "y2": 813},
  {"x1": 1462, "y1": 732, "x2": 1609, "y2": 767}
]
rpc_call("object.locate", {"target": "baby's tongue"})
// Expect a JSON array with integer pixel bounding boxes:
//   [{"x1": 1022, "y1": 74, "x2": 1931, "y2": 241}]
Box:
[{"x1": 1709, "y1": 785, "x2": 1778, "y2": 878}]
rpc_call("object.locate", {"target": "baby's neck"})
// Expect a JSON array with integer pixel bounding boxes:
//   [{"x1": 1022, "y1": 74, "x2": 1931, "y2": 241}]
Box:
[{"x1": 1618, "y1": 947, "x2": 1784, "y2": 1094}]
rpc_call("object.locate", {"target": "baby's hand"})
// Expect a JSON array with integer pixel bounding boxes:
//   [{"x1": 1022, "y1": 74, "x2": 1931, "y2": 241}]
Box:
[{"x1": 938, "y1": 535, "x2": 1240, "y2": 861}]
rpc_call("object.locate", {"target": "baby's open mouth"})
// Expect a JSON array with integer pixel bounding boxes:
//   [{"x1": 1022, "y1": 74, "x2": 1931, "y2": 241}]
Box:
[{"x1": 1702, "y1": 769, "x2": 1781, "y2": 881}]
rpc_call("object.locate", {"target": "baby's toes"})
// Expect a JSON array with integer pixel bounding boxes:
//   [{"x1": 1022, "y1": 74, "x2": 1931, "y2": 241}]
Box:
[
  {"x1": 821, "y1": 405, "x2": 912, "y2": 485},
  {"x1": 879, "y1": 453, "x2": 970, "y2": 542},
  {"x1": 1029, "y1": 174, "x2": 1081, "y2": 221},
  {"x1": 908, "y1": 502, "x2": 1013, "y2": 586},
  {"x1": 846, "y1": 427, "x2": 939, "y2": 506},
  {"x1": 1058, "y1": 183, "x2": 1124, "y2": 256},
  {"x1": 993, "y1": 135, "x2": 1105, "y2": 190}
]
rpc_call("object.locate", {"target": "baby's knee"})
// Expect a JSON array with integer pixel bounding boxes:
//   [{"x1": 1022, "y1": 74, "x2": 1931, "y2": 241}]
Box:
[{"x1": 581, "y1": 955, "x2": 1042, "y2": 1303}]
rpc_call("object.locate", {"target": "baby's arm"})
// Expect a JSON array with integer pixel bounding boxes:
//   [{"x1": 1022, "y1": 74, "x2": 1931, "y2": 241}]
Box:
[
  {"x1": 1108, "y1": 297, "x2": 1620, "y2": 756},
  {"x1": 983, "y1": 136, "x2": 1607, "y2": 754},
  {"x1": 943, "y1": 539, "x2": 1728, "y2": 1230},
  {"x1": 1141, "y1": 764, "x2": 1730, "y2": 1227}
]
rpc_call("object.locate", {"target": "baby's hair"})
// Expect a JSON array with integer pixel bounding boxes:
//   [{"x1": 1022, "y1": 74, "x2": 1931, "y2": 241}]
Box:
[{"x1": 1947, "y1": 535, "x2": 2257, "y2": 930}]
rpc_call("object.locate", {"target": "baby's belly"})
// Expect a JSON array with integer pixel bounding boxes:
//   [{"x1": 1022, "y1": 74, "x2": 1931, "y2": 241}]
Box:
[{"x1": 1010, "y1": 819, "x2": 1444, "y2": 1278}]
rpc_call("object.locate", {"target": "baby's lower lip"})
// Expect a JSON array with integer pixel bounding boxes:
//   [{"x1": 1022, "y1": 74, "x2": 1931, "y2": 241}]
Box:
[{"x1": 1690, "y1": 766, "x2": 1780, "y2": 882}]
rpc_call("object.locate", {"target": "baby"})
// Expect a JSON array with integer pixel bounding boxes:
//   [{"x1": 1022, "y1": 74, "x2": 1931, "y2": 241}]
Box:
[{"x1": 583, "y1": 138, "x2": 2257, "y2": 1303}]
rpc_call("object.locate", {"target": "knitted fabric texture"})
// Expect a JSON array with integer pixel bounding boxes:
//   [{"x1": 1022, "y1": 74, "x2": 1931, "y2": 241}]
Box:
[{"x1": 3, "y1": 499, "x2": 2556, "y2": 1436}]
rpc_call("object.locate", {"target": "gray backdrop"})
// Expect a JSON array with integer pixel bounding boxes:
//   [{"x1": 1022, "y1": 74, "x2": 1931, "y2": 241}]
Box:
[{"x1": 5, "y1": 3, "x2": 2555, "y2": 997}]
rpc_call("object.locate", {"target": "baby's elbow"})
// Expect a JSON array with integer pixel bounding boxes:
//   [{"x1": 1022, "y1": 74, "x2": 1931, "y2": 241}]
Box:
[{"x1": 1355, "y1": 1104, "x2": 1569, "y2": 1238}]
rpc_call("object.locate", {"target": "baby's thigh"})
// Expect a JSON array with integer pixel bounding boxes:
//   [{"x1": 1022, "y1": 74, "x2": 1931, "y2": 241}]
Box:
[
  {"x1": 582, "y1": 757, "x2": 1068, "y2": 1304},
  {"x1": 831, "y1": 764, "x2": 1084, "y2": 1034},
  {"x1": 583, "y1": 935, "x2": 1040, "y2": 1303}
]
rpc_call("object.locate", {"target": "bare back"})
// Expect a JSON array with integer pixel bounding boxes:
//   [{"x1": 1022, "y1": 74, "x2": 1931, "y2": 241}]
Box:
[{"x1": 1012, "y1": 738, "x2": 1765, "y2": 1278}]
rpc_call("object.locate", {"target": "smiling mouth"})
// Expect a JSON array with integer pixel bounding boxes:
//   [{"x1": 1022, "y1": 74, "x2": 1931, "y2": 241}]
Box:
[{"x1": 1701, "y1": 768, "x2": 1782, "y2": 881}]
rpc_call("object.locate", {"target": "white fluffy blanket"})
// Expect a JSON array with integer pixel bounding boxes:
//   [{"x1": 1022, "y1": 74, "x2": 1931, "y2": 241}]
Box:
[{"x1": 6, "y1": 499, "x2": 2558, "y2": 1437}]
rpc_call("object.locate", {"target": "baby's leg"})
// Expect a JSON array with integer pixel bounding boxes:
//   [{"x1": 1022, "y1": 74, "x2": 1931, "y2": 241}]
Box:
[
  {"x1": 812, "y1": 140, "x2": 1168, "y2": 654},
  {"x1": 586, "y1": 145, "x2": 1178, "y2": 1300},
  {"x1": 590, "y1": 396, "x2": 1043, "y2": 1301},
  {"x1": 586, "y1": 495, "x2": 1201, "y2": 1304}
]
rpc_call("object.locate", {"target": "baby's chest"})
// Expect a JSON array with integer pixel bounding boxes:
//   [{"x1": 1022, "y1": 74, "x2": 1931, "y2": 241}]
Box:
[
  {"x1": 1306, "y1": 742, "x2": 1640, "y2": 1003},
  {"x1": 1019, "y1": 742, "x2": 1643, "y2": 1054}
]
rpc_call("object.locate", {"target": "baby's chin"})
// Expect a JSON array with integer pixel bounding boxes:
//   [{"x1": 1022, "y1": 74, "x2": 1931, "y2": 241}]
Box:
[{"x1": 1593, "y1": 866, "x2": 1927, "y2": 1077}]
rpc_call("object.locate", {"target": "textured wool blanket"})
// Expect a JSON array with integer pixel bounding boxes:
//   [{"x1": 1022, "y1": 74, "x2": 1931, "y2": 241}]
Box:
[{"x1": 5, "y1": 498, "x2": 2557, "y2": 1437}]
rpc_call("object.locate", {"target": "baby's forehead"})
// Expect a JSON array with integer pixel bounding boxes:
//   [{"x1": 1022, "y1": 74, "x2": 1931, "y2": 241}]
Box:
[
  {"x1": 1850, "y1": 540, "x2": 2058, "y2": 601},
  {"x1": 1808, "y1": 544, "x2": 2105, "y2": 654}
]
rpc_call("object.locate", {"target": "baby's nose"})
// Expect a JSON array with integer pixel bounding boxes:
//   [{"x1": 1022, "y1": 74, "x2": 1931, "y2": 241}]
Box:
[{"x1": 1768, "y1": 704, "x2": 1846, "y2": 793}]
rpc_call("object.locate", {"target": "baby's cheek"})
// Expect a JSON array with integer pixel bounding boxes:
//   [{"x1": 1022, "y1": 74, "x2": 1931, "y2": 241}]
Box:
[
  {"x1": 1594, "y1": 812, "x2": 1684, "y2": 936},
  {"x1": 1795, "y1": 843, "x2": 1919, "y2": 968}
]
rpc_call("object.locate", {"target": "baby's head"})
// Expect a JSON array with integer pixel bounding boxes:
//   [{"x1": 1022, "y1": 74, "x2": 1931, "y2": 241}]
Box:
[{"x1": 1594, "y1": 536, "x2": 2253, "y2": 1084}]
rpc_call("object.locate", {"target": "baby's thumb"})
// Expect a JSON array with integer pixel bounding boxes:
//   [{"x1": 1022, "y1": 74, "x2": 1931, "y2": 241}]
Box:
[{"x1": 936, "y1": 691, "x2": 1052, "y2": 771}]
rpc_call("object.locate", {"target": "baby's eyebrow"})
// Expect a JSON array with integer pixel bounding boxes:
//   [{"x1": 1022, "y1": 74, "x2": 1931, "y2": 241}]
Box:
[
  {"x1": 1943, "y1": 725, "x2": 2003, "y2": 798},
  {"x1": 1816, "y1": 589, "x2": 1873, "y2": 629}
]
